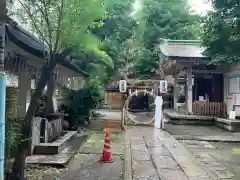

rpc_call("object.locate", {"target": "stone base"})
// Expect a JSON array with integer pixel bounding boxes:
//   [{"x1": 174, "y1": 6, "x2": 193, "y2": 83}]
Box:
[
  {"x1": 26, "y1": 134, "x2": 87, "y2": 166},
  {"x1": 165, "y1": 111, "x2": 214, "y2": 126},
  {"x1": 215, "y1": 118, "x2": 240, "y2": 132},
  {"x1": 165, "y1": 111, "x2": 240, "y2": 132},
  {"x1": 34, "y1": 131, "x2": 77, "y2": 155}
]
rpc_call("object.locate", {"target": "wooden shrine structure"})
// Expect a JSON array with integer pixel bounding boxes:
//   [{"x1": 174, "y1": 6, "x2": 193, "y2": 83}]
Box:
[{"x1": 159, "y1": 39, "x2": 227, "y2": 117}]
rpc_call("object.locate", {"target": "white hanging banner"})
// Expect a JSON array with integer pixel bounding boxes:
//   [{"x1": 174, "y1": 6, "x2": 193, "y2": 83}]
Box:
[
  {"x1": 129, "y1": 89, "x2": 132, "y2": 95},
  {"x1": 119, "y1": 80, "x2": 127, "y2": 92},
  {"x1": 159, "y1": 80, "x2": 168, "y2": 93},
  {"x1": 135, "y1": 89, "x2": 138, "y2": 96},
  {"x1": 154, "y1": 96, "x2": 163, "y2": 129}
]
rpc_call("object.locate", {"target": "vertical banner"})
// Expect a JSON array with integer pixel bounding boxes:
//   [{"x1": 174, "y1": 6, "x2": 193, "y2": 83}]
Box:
[
  {"x1": 154, "y1": 96, "x2": 163, "y2": 129},
  {"x1": 0, "y1": 72, "x2": 6, "y2": 180}
]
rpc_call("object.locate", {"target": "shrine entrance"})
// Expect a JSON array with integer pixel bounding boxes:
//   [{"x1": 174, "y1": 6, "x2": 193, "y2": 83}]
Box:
[
  {"x1": 128, "y1": 91, "x2": 153, "y2": 112},
  {"x1": 123, "y1": 79, "x2": 159, "y2": 125}
]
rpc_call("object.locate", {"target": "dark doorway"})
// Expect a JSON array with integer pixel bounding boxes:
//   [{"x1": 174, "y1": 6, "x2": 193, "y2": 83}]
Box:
[
  {"x1": 193, "y1": 74, "x2": 223, "y2": 102},
  {"x1": 128, "y1": 92, "x2": 154, "y2": 112}
]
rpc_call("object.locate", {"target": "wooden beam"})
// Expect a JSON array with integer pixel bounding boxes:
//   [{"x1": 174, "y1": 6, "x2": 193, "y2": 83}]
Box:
[
  {"x1": 175, "y1": 68, "x2": 187, "y2": 78},
  {"x1": 192, "y1": 69, "x2": 223, "y2": 74},
  {"x1": 131, "y1": 85, "x2": 154, "y2": 89}
]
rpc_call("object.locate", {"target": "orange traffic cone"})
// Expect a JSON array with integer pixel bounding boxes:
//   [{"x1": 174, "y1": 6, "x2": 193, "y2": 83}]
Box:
[{"x1": 99, "y1": 132, "x2": 113, "y2": 163}]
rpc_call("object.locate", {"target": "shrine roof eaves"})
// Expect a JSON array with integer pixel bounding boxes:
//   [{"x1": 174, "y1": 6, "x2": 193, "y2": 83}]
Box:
[
  {"x1": 6, "y1": 21, "x2": 89, "y2": 77},
  {"x1": 159, "y1": 39, "x2": 208, "y2": 59}
]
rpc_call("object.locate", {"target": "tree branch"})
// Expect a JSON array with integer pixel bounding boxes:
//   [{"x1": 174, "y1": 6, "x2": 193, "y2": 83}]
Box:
[
  {"x1": 54, "y1": 0, "x2": 64, "y2": 53},
  {"x1": 15, "y1": 0, "x2": 51, "y2": 48},
  {"x1": 38, "y1": 0, "x2": 53, "y2": 50}
]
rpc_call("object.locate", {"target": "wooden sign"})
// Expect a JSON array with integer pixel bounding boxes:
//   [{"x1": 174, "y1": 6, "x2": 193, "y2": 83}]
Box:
[{"x1": 233, "y1": 94, "x2": 240, "y2": 106}]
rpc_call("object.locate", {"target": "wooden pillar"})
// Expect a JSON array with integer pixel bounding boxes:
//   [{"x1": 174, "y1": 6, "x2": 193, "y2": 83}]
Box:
[
  {"x1": 187, "y1": 67, "x2": 193, "y2": 114},
  {"x1": 17, "y1": 73, "x2": 32, "y2": 118}
]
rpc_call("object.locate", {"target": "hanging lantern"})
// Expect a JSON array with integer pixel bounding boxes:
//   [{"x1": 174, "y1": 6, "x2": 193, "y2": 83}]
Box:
[
  {"x1": 119, "y1": 80, "x2": 127, "y2": 93},
  {"x1": 159, "y1": 80, "x2": 168, "y2": 94},
  {"x1": 129, "y1": 89, "x2": 132, "y2": 96}
]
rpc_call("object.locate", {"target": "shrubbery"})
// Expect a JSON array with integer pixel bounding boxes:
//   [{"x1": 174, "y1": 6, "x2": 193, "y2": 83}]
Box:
[{"x1": 58, "y1": 78, "x2": 104, "y2": 130}]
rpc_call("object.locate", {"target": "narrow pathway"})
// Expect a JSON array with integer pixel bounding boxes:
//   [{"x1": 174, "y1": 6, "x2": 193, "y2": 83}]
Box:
[{"x1": 125, "y1": 126, "x2": 212, "y2": 180}]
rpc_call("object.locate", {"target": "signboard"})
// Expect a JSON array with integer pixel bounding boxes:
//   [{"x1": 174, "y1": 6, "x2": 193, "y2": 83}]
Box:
[
  {"x1": 119, "y1": 80, "x2": 127, "y2": 93},
  {"x1": 233, "y1": 94, "x2": 240, "y2": 105},
  {"x1": 159, "y1": 80, "x2": 168, "y2": 93}
]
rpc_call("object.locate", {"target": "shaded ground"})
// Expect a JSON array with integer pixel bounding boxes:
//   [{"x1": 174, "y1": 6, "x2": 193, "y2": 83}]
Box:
[{"x1": 165, "y1": 124, "x2": 240, "y2": 180}]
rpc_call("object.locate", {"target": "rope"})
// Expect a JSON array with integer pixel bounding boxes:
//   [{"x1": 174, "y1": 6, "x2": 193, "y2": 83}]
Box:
[{"x1": 123, "y1": 90, "x2": 156, "y2": 125}]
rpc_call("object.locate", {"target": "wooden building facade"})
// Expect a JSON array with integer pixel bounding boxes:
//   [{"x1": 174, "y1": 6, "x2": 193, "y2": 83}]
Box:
[{"x1": 159, "y1": 39, "x2": 227, "y2": 117}]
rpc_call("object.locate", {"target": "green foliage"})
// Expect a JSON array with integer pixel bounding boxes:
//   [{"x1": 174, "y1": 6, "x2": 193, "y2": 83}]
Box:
[
  {"x1": 91, "y1": 0, "x2": 136, "y2": 82},
  {"x1": 202, "y1": 0, "x2": 240, "y2": 64},
  {"x1": 5, "y1": 88, "x2": 22, "y2": 159},
  {"x1": 12, "y1": 0, "x2": 113, "y2": 68},
  {"x1": 134, "y1": 0, "x2": 202, "y2": 77},
  {"x1": 59, "y1": 80, "x2": 104, "y2": 129},
  {"x1": 5, "y1": 118, "x2": 22, "y2": 159}
]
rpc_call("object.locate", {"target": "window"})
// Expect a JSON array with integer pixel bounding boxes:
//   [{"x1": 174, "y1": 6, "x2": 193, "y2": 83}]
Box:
[{"x1": 228, "y1": 78, "x2": 240, "y2": 94}]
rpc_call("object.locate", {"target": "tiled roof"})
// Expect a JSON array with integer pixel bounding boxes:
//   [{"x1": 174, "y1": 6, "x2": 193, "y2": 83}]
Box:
[
  {"x1": 6, "y1": 21, "x2": 89, "y2": 77},
  {"x1": 159, "y1": 39, "x2": 207, "y2": 58}
]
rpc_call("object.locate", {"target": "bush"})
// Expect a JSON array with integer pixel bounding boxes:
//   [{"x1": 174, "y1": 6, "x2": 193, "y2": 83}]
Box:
[{"x1": 59, "y1": 78, "x2": 104, "y2": 130}]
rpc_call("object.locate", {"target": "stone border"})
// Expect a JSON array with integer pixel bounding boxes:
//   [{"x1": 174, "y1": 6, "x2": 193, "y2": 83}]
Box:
[
  {"x1": 25, "y1": 133, "x2": 88, "y2": 166},
  {"x1": 124, "y1": 129, "x2": 132, "y2": 180},
  {"x1": 174, "y1": 135, "x2": 240, "y2": 143},
  {"x1": 34, "y1": 131, "x2": 78, "y2": 155},
  {"x1": 165, "y1": 111, "x2": 240, "y2": 132}
]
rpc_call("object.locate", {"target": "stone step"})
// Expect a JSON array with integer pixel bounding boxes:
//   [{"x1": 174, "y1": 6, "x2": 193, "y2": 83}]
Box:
[
  {"x1": 34, "y1": 131, "x2": 77, "y2": 155},
  {"x1": 26, "y1": 133, "x2": 88, "y2": 166}
]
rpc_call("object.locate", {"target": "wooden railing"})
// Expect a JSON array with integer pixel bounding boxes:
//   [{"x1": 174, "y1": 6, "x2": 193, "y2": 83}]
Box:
[{"x1": 193, "y1": 101, "x2": 227, "y2": 117}]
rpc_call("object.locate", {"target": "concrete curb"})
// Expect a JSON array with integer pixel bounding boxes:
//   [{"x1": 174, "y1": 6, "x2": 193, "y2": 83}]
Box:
[
  {"x1": 124, "y1": 129, "x2": 132, "y2": 180},
  {"x1": 174, "y1": 135, "x2": 240, "y2": 143}
]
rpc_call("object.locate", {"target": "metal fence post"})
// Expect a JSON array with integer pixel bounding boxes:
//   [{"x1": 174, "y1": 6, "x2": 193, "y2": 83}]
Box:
[{"x1": 0, "y1": 72, "x2": 6, "y2": 180}]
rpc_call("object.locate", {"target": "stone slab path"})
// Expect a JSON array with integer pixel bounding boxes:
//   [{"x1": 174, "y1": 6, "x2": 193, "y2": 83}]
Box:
[{"x1": 125, "y1": 126, "x2": 213, "y2": 180}]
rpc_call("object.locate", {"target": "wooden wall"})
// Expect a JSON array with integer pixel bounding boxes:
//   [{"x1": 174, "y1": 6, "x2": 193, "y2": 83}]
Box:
[{"x1": 104, "y1": 92, "x2": 124, "y2": 109}]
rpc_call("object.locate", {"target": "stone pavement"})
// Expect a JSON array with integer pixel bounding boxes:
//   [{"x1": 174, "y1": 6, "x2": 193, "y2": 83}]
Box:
[
  {"x1": 125, "y1": 126, "x2": 212, "y2": 180},
  {"x1": 165, "y1": 124, "x2": 240, "y2": 179}
]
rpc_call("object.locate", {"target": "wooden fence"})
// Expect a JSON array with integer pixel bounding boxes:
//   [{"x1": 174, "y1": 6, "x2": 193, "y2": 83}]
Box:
[{"x1": 193, "y1": 101, "x2": 227, "y2": 117}]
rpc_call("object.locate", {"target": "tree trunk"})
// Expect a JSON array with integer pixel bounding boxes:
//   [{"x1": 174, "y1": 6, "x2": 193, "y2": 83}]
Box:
[{"x1": 9, "y1": 62, "x2": 56, "y2": 180}]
